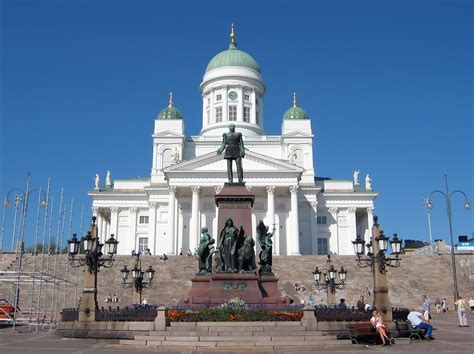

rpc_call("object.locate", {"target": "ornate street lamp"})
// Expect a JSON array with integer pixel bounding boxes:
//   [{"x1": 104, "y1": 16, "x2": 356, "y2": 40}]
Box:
[
  {"x1": 352, "y1": 215, "x2": 401, "y2": 322},
  {"x1": 67, "y1": 216, "x2": 118, "y2": 321},
  {"x1": 120, "y1": 253, "x2": 155, "y2": 304},
  {"x1": 1, "y1": 184, "x2": 48, "y2": 252},
  {"x1": 312, "y1": 255, "x2": 347, "y2": 297},
  {"x1": 68, "y1": 220, "x2": 118, "y2": 274},
  {"x1": 352, "y1": 218, "x2": 402, "y2": 274},
  {"x1": 425, "y1": 174, "x2": 471, "y2": 304}
]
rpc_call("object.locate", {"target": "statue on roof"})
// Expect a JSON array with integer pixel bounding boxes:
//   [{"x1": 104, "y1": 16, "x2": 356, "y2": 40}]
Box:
[
  {"x1": 217, "y1": 123, "x2": 245, "y2": 184},
  {"x1": 94, "y1": 173, "x2": 100, "y2": 189},
  {"x1": 353, "y1": 170, "x2": 360, "y2": 186},
  {"x1": 365, "y1": 174, "x2": 372, "y2": 190},
  {"x1": 105, "y1": 170, "x2": 111, "y2": 187}
]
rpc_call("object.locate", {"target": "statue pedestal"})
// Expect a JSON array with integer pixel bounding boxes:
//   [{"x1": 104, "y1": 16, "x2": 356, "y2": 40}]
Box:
[
  {"x1": 215, "y1": 184, "x2": 254, "y2": 239},
  {"x1": 182, "y1": 273, "x2": 291, "y2": 305},
  {"x1": 180, "y1": 184, "x2": 291, "y2": 306}
]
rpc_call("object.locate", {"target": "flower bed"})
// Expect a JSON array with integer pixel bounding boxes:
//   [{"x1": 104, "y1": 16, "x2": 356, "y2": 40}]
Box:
[
  {"x1": 166, "y1": 308, "x2": 303, "y2": 322},
  {"x1": 166, "y1": 298, "x2": 303, "y2": 322}
]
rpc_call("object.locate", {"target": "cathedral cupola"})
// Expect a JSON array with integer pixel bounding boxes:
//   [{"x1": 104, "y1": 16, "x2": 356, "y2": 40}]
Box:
[
  {"x1": 200, "y1": 24, "x2": 266, "y2": 137},
  {"x1": 283, "y1": 92, "x2": 309, "y2": 120},
  {"x1": 157, "y1": 92, "x2": 183, "y2": 120}
]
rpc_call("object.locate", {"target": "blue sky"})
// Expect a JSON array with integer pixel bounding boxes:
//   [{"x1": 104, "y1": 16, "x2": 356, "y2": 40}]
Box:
[{"x1": 1, "y1": 0, "x2": 472, "y2": 249}]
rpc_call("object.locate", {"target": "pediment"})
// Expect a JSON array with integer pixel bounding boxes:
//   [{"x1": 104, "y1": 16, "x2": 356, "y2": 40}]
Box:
[
  {"x1": 281, "y1": 130, "x2": 313, "y2": 138},
  {"x1": 164, "y1": 150, "x2": 303, "y2": 174},
  {"x1": 153, "y1": 130, "x2": 184, "y2": 138}
]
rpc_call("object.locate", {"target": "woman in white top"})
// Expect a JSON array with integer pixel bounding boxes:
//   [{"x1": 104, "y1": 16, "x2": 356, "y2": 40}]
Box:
[{"x1": 370, "y1": 309, "x2": 391, "y2": 346}]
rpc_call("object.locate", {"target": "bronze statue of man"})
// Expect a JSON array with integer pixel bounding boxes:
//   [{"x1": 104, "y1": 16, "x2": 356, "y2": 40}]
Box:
[{"x1": 217, "y1": 123, "x2": 245, "y2": 183}]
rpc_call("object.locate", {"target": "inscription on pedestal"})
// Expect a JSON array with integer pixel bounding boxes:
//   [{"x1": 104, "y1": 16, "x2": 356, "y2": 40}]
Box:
[{"x1": 223, "y1": 280, "x2": 247, "y2": 291}]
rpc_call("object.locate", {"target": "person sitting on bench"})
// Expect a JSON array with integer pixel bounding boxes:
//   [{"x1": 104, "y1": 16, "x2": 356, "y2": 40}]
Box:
[
  {"x1": 370, "y1": 308, "x2": 391, "y2": 346},
  {"x1": 407, "y1": 307, "x2": 434, "y2": 340}
]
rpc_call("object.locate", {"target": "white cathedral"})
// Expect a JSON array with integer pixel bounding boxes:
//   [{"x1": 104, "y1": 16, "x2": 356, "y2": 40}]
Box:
[{"x1": 89, "y1": 26, "x2": 377, "y2": 257}]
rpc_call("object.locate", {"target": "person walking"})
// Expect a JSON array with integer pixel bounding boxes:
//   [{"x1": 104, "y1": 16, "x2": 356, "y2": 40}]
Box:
[
  {"x1": 469, "y1": 297, "x2": 474, "y2": 314},
  {"x1": 454, "y1": 296, "x2": 469, "y2": 327},
  {"x1": 421, "y1": 295, "x2": 431, "y2": 323},
  {"x1": 435, "y1": 297, "x2": 441, "y2": 314},
  {"x1": 441, "y1": 297, "x2": 449, "y2": 312}
]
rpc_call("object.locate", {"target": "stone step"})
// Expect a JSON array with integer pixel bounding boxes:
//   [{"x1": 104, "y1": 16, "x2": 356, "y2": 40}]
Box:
[
  {"x1": 149, "y1": 329, "x2": 324, "y2": 337},
  {"x1": 119, "y1": 339, "x2": 147, "y2": 346}
]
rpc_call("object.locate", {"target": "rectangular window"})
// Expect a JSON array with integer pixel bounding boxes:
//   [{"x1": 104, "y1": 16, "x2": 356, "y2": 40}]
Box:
[
  {"x1": 317, "y1": 216, "x2": 327, "y2": 225},
  {"x1": 244, "y1": 94, "x2": 250, "y2": 101},
  {"x1": 317, "y1": 238, "x2": 328, "y2": 255},
  {"x1": 243, "y1": 107, "x2": 250, "y2": 122},
  {"x1": 138, "y1": 237, "x2": 148, "y2": 253},
  {"x1": 139, "y1": 216, "x2": 149, "y2": 224},
  {"x1": 228, "y1": 105, "x2": 237, "y2": 121},
  {"x1": 216, "y1": 94, "x2": 222, "y2": 101},
  {"x1": 215, "y1": 106, "x2": 222, "y2": 122},
  {"x1": 255, "y1": 98, "x2": 258, "y2": 105}
]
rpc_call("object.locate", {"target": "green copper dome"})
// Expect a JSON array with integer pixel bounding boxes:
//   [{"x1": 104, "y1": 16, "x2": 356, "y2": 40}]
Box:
[
  {"x1": 283, "y1": 107, "x2": 309, "y2": 120},
  {"x1": 157, "y1": 92, "x2": 183, "y2": 120},
  {"x1": 206, "y1": 44, "x2": 260, "y2": 73},
  {"x1": 283, "y1": 93, "x2": 309, "y2": 120},
  {"x1": 158, "y1": 106, "x2": 183, "y2": 120}
]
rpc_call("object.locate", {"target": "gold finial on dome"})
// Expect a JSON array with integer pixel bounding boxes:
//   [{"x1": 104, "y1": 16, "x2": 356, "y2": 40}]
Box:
[
  {"x1": 168, "y1": 91, "x2": 174, "y2": 108},
  {"x1": 229, "y1": 23, "x2": 236, "y2": 48},
  {"x1": 293, "y1": 92, "x2": 297, "y2": 108}
]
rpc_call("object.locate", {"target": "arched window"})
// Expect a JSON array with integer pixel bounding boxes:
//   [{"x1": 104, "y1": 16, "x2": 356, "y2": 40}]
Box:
[{"x1": 162, "y1": 149, "x2": 172, "y2": 169}]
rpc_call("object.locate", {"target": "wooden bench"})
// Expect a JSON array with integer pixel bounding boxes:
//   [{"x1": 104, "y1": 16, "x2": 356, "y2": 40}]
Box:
[{"x1": 347, "y1": 322, "x2": 378, "y2": 344}]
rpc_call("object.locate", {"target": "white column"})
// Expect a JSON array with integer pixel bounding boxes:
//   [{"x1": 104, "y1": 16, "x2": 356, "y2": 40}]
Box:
[
  {"x1": 151, "y1": 144, "x2": 158, "y2": 174},
  {"x1": 266, "y1": 185, "x2": 275, "y2": 227},
  {"x1": 289, "y1": 185, "x2": 300, "y2": 255},
  {"x1": 190, "y1": 186, "x2": 201, "y2": 253},
  {"x1": 202, "y1": 93, "x2": 206, "y2": 128},
  {"x1": 128, "y1": 207, "x2": 138, "y2": 254},
  {"x1": 166, "y1": 186, "x2": 177, "y2": 254},
  {"x1": 239, "y1": 85, "x2": 244, "y2": 122},
  {"x1": 329, "y1": 207, "x2": 339, "y2": 255},
  {"x1": 366, "y1": 207, "x2": 374, "y2": 248},
  {"x1": 310, "y1": 200, "x2": 318, "y2": 254},
  {"x1": 97, "y1": 212, "x2": 105, "y2": 242},
  {"x1": 251, "y1": 88, "x2": 257, "y2": 124},
  {"x1": 347, "y1": 207, "x2": 357, "y2": 255},
  {"x1": 210, "y1": 88, "x2": 215, "y2": 123},
  {"x1": 110, "y1": 207, "x2": 119, "y2": 240},
  {"x1": 148, "y1": 202, "x2": 158, "y2": 255},
  {"x1": 223, "y1": 85, "x2": 228, "y2": 122}
]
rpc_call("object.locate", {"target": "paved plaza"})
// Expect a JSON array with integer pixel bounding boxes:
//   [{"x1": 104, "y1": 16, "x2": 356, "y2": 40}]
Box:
[{"x1": 0, "y1": 312, "x2": 472, "y2": 353}]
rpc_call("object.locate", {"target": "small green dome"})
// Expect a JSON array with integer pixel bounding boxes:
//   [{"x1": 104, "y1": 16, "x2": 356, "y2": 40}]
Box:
[
  {"x1": 206, "y1": 46, "x2": 260, "y2": 73},
  {"x1": 157, "y1": 92, "x2": 183, "y2": 120},
  {"x1": 283, "y1": 106, "x2": 309, "y2": 120},
  {"x1": 284, "y1": 93, "x2": 309, "y2": 120},
  {"x1": 158, "y1": 106, "x2": 183, "y2": 120}
]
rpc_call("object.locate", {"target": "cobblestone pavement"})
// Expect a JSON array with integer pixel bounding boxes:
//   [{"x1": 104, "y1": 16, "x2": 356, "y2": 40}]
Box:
[{"x1": 0, "y1": 312, "x2": 472, "y2": 353}]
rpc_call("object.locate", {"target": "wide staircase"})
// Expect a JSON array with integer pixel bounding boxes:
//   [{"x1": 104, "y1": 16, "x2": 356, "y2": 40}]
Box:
[
  {"x1": 120, "y1": 321, "x2": 349, "y2": 351},
  {"x1": 1, "y1": 253, "x2": 473, "y2": 314}
]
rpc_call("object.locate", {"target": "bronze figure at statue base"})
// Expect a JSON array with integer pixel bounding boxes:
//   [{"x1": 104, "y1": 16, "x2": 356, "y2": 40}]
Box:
[{"x1": 182, "y1": 182, "x2": 291, "y2": 306}]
